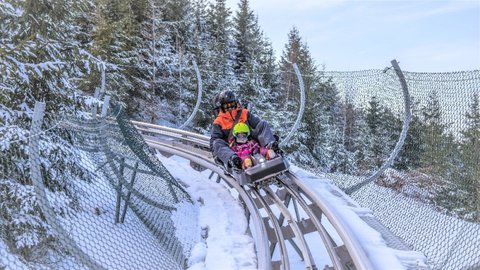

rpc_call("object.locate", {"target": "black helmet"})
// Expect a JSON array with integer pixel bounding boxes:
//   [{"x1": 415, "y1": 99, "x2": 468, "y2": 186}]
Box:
[{"x1": 214, "y1": 90, "x2": 237, "y2": 110}]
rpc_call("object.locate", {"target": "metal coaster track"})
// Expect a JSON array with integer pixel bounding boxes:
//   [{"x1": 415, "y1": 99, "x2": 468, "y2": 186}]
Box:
[{"x1": 132, "y1": 120, "x2": 375, "y2": 270}]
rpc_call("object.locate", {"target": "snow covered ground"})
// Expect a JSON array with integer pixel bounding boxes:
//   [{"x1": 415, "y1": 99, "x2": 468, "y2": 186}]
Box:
[
  {"x1": 1, "y1": 149, "x2": 430, "y2": 270},
  {"x1": 159, "y1": 154, "x2": 331, "y2": 269},
  {"x1": 326, "y1": 173, "x2": 480, "y2": 270},
  {"x1": 158, "y1": 154, "x2": 428, "y2": 270},
  {"x1": 159, "y1": 155, "x2": 257, "y2": 270}
]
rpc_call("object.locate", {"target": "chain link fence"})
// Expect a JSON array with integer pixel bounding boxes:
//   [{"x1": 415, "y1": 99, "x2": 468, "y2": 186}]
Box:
[
  {"x1": 322, "y1": 68, "x2": 480, "y2": 269},
  {"x1": 1, "y1": 66, "x2": 478, "y2": 269},
  {"x1": 1, "y1": 101, "x2": 199, "y2": 269}
]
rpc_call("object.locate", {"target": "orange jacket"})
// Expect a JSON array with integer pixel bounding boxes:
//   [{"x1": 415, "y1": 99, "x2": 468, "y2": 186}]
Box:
[
  {"x1": 213, "y1": 108, "x2": 249, "y2": 131},
  {"x1": 210, "y1": 108, "x2": 274, "y2": 164}
]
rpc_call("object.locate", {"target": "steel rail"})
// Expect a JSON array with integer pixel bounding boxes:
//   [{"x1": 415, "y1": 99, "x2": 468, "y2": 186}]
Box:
[
  {"x1": 262, "y1": 185, "x2": 315, "y2": 269},
  {"x1": 278, "y1": 176, "x2": 345, "y2": 270},
  {"x1": 133, "y1": 121, "x2": 375, "y2": 269},
  {"x1": 141, "y1": 131, "x2": 209, "y2": 148},
  {"x1": 250, "y1": 187, "x2": 290, "y2": 270},
  {"x1": 144, "y1": 137, "x2": 295, "y2": 270},
  {"x1": 286, "y1": 171, "x2": 374, "y2": 270},
  {"x1": 132, "y1": 120, "x2": 210, "y2": 141},
  {"x1": 146, "y1": 134, "x2": 328, "y2": 269},
  {"x1": 144, "y1": 135, "x2": 318, "y2": 269},
  {"x1": 143, "y1": 139, "x2": 272, "y2": 270},
  {"x1": 142, "y1": 138, "x2": 347, "y2": 269}
]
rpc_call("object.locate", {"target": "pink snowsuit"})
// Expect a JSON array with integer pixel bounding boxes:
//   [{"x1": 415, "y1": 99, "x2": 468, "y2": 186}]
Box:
[{"x1": 230, "y1": 139, "x2": 270, "y2": 167}]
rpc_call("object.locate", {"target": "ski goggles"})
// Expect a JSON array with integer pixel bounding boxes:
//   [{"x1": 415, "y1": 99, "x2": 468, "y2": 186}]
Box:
[
  {"x1": 235, "y1": 133, "x2": 248, "y2": 143},
  {"x1": 222, "y1": 101, "x2": 237, "y2": 112},
  {"x1": 235, "y1": 132, "x2": 248, "y2": 139}
]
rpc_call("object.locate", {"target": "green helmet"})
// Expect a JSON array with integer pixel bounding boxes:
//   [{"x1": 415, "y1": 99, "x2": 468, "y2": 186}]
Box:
[{"x1": 233, "y1": 123, "x2": 250, "y2": 137}]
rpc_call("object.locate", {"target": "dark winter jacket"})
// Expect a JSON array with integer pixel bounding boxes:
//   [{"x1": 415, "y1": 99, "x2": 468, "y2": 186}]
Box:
[{"x1": 210, "y1": 108, "x2": 275, "y2": 164}]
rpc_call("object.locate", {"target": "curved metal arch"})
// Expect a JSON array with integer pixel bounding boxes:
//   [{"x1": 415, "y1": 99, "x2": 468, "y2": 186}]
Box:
[
  {"x1": 279, "y1": 63, "x2": 306, "y2": 148},
  {"x1": 29, "y1": 102, "x2": 107, "y2": 270},
  {"x1": 345, "y1": 59, "x2": 412, "y2": 194},
  {"x1": 179, "y1": 58, "x2": 203, "y2": 130}
]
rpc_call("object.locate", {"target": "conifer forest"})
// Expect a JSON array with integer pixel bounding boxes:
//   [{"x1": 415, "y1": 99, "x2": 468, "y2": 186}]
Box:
[{"x1": 1, "y1": 0, "x2": 479, "y2": 263}]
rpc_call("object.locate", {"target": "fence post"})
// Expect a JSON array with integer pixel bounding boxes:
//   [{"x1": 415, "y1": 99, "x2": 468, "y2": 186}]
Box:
[
  {"x1": 29, "y1": 102, "x2": 105, "y2": 269},
  {"x1": 115, "y1": 157, "x2": 125, "y2": 224},
  {"x1": 279, "y1": 63, "x2": 305, "y2": 148},
  {"x1": 91, "y1": 87, "x2": 100, "y2": 118},
  {"x1": 178, "y1": 59, "x2": 203, "y2": 129},
  {"x1": 345, "y1": 59, "x2": 412, "y2": 194},
  {"x1": 120, "y1": 161, "x2": 139, "y2": 223},
  {"x1": 101, "y1": 95, "x2": 111, "y2": 117},
  {"x1": 31, "y1": 102, "x2": 46, "y2": 129},
  {"x1": 100, "y1": 62, "x2": 106, "y2": 94},
  {"x1": 477, "y1": 169, "x2": 480, "y2": 222}
]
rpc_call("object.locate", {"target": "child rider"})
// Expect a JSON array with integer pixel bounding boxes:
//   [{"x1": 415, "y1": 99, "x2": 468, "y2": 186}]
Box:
[{"x1": 230, "y1": 123, "x2": 276, "y2": 170}]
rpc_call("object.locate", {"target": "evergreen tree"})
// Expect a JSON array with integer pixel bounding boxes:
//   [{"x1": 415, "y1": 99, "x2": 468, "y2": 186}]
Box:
[
  {"x1": 233, "y1": 0, "x2": 261, "y2": 100},
  {"x1": 190, "y1": 0, "x2": 217, "y2": 131},
  {"x1": 420, "y1": 90, "x2": 448, "y2": 173},
  {"x1": 460, "y1": 93, "x2": 480, "y2": 221},
  {"x1": 206, "y1": 0, "x2": 236, "y2": 91},
  {"x1": 0, "y1": 0, "x2": 95, "y2": 260},
  {"x1": 257, "y1": 39, "x2": 280, "y2": 95},
  {"x1": 462, "y1": 93, "x2": 480, "y2": 146},
  {"x1": 151, "y1": 1, "x2": 197, "y2": 124},
  {"x1": 311, "y1": 79, "x2": 344, "y2": 173},
  {"x1": 138, "y1": 0, "x2": 163, "y2": 100},
  {"x1": 278, "y1": 27, "x2": 316, "y2": 107},
  {"x1": 350, "y1": 107, "x2": 371, "y2": 173},
  {"x1": 395, "y1": 98, "x2": 425, "y2": 170},
  {"x1": 380, "y1": 106, "x2": 402, "y2": 157},
  {"x1": 254, "y1": 39, "x2": 280, "y2": 117},
  {"x1": 365, "y1": 96, "x2": 385, "y2": 169},
  {"x1": 337, "y1": 98, "x2": 362, "y2": 174},
  {"x1": 277, "y1": 27, "x2": 318, "y2": 165},
  {"x1": 276, "y1": 27, "x2": 347, "y2": 171},
  {"x1": 118, "y1": 0, "x2": 150, "y2": 112},
  {"x1": 191, "y1": 0, "x2": 211, "y2": 64},
  {"x1": 164, "y1": 0, "x2": 190, "y2": 23},
  {"x1": 91, "y1": 0, "x2": 133, "y2": 100},
  {"x1": 365, "y1": 99, "x2": 404, "y2": 172}
]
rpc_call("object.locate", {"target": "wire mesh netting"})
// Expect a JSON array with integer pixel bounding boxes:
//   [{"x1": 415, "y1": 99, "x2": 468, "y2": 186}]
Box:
[
  {"x1": 1, "y1": 102, "x2": 199, "y2": 269},
  {"x1": 322, "y1": 68, "x2": 480, "y2": 269},
  {"x1": 1, "y1": 66, "x2": 479, "y2": 270}
]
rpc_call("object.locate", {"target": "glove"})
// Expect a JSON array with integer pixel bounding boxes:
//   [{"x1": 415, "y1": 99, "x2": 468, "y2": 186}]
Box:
[
  {"x1": 266, "y1": 139, "x2": 283, "y2": 155},
  {"x1": 229, "y1": 155, "x2": 243, "y2": 172},
  {"x1": 266, "y1": 140, "x2": 279, "y2": 151}
]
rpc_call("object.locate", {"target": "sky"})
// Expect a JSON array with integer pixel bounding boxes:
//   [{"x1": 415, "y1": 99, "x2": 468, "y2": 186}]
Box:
[{"x1": 224, "y1": 0, "x2": 480, "y2": 72}]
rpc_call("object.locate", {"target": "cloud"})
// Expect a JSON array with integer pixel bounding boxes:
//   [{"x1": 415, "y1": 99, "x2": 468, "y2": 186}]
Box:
[
  {"x1": 399, "y1": 43, "x2": 480, "y2": 71},
  {"x1": 258, "y1": 0, "x2": 347, "y2": 11},
  {"x1": 225, "y1": 0, "x2": 347, "y2": 12},
  {"x1": 221, "y1": 0, "x2": 479, "y2": 72},
  {"x1": 386, "y1": 1, "x2": 479, "y2": 23}
]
